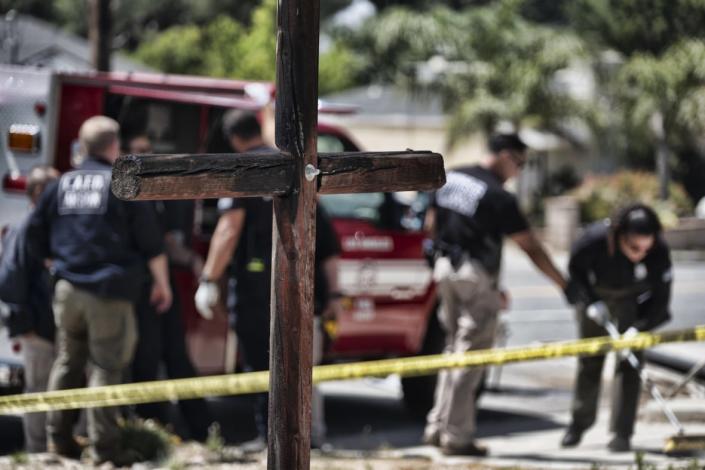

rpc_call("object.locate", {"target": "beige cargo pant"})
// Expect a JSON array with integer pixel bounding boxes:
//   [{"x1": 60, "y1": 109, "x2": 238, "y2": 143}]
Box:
[
  {"x1": 47, "y1": 280, "x2": 137, "y2": 460},
  {"x1": 19, "y1": 335, "x2": 55, "y2": 453},
  {"x1": 311, "y1": 317, "x2": 325, "y2": 446},
  {"x1": 424, "y1": 257, "x2": 500, "y2": 448}
]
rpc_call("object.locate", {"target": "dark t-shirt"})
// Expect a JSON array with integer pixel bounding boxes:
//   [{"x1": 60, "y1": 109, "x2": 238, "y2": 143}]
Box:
[
  {"x1": 568, "y1": 221, "x2": 672, "y2": 331},
  {"x1": 27, "y1": 158, "x2": 164, "y2": 301},
  {"x1": 218, "y1": 196, "x2": 340, "y2": 317},
  {"x1": 155, "y1": 200, "x2": 195, "y2": 246},
  {"x1": 431, "y1": 165, "x2": 529, "y2": 274}
]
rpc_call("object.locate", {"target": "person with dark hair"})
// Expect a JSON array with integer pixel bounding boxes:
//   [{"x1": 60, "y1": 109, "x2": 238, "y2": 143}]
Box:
[
  {"x1": 423, "y1": 133, "x2": 568, "y2": 456},
  {"x1": 221, "y1": 108, "x2": 263, "y2": 143},
  {"x1": 195, "y1": 109, "x2": 341, "y2": 450},
  {"x1": 561, "y1": 203, "x2": 672, "y2": 452},
  {"x1": 0, "y1": 165, "x2": 59, "y2": 453},
  {"x1": 125, "y1": 134, "x2": 213, "y2": 441}
]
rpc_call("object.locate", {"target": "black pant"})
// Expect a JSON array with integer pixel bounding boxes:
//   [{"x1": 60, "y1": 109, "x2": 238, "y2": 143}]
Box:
[
  {"x1": 234, "y1": 300, "x2": 271, "y2": 440},
  {"x1": 570, "y1": 297, "x2": 641, "y2": 438},
  {"x1": 131, "y1": 282, "x2": 212, "y2": 440}
]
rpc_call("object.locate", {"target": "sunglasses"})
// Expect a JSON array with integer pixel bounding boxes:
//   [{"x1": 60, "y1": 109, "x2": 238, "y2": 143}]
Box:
[
  {"x1": 623, "y1": 240, "x2": 651, "y2": 256},
  {"x1": 507, "y1": 151, "x2": 527, "y2": 169}
]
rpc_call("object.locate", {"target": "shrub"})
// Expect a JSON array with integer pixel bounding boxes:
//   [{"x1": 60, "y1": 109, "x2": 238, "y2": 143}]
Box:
[
  {"x1": 571, "y1": 171, "x2": 692, "y2": 227},
  {"x1": 120, "y1": 418, "x2": 176, "y2": 464}
]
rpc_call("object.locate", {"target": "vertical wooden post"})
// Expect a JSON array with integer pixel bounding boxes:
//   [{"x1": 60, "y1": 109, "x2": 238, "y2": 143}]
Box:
[
  {"x1": 89, "y1": 0, "x2": 111, "y2": 72},
  {"x1": 268, "y1": 0, "x2": 320, "y2": 468}
]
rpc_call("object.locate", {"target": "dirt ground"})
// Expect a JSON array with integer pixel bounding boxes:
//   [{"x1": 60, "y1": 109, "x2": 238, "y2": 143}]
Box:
[{"x1": 0, "y1": 445, "x2": 496, "y2": 470}]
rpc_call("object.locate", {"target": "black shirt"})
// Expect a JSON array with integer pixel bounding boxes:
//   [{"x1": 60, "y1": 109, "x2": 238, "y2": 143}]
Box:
[
  {"x1": 155, "y1": 200, "x2": 195, "y2": 247},
  {"x1": 27, "y1": 157, "x2": 164, "y2": 302},
  {"x1": 219, "y1": 196, "x2": 341, "y2": 316},
  {"x1": 569, "y1": 221, "x2": 672, "y2": 331},
  {"x1": 432, "y1": 165, "x2": 529, "y2": 274}
]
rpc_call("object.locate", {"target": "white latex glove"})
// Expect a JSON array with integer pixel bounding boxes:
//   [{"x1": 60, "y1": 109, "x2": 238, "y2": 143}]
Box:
[
  {"x1": 194, "y1": 281, "x2": 219, "y2": 320},
  {"x1": 618, "y1": 326, "x2": 640, "y2": 360},
  {"x1": 622, "y1": 326, "x2": 639, "y2": 339},
  {"x1": 586, "y1": 301, "x2": 609, "y2": 327}
]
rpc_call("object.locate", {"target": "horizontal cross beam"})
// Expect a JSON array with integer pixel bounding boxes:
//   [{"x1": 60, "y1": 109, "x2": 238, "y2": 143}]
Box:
[
  {"x1": 111, "y1": 151, "x2": 445, "y2": 200},
  {"x1": 112, "y1": 152, "x2": 294, "y2": 200}
]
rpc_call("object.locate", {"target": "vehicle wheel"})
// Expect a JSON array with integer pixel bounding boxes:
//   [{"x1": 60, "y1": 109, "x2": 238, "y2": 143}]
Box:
[{"x1": 401, "y1": 310, "x2": 444, "y2": 417}]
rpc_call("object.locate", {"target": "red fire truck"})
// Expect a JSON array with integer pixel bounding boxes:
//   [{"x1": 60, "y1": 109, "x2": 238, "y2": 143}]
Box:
[{"x1": 0, "y1": 65, "x2": 442, "y2": 411}]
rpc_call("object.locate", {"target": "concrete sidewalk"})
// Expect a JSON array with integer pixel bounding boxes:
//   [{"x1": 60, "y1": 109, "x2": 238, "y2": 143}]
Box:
[{"x1": 406, "y1": 357, "x2": 705, "y2": 469}]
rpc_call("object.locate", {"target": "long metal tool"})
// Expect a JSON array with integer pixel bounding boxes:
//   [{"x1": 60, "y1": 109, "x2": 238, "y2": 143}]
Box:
[
  {"x1": 666, "y1": 358, "x2": 705, "y2": 399},
  {"x1": 587, "y1": 304, "x2": 705, "y2": 454}
]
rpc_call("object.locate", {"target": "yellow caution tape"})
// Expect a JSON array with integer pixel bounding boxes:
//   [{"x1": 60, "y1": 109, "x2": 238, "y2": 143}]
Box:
[{"x1": 1, "y1": 325, "x2": 703, "y2": 415}]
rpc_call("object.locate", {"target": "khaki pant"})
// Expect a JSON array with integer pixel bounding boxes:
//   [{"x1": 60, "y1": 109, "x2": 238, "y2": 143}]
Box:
[
  {"x1": 47, "y1": 280, "x2": 137, "y2": 460},
  {"x1": 311, "y1": 317, "x2": 325, "y2": 446},
  {"x1": 19, "y1": 335, "x2": 55, "y2": 452},
  {"x1": 424, "y1": 257, "x2": 500, "y2": 447}
]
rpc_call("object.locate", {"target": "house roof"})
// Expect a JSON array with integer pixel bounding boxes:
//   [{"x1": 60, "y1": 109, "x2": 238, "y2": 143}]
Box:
[
  {"x1": 323, "y1": 84, "x2": 446, "y2": 127},
  {"x1": 0, "y1": 13, "x2": 153, "y2": 72}
]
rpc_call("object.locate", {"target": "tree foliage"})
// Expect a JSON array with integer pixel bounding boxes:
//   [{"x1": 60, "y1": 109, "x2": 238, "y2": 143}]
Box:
[
  {"x1": 606, "y1": 40, "x2": 705, "y2": 200},
  {"x1": 617, "y1": 41, "x2": 705, "y2": 139},
  {"x1": 3, "y1": 0, "x2": 354, "y2": 51},
  {"x1": 0, "y1": 0, "x2": 56, "y2": 20},
  {"x1": 569, "y1": 0, "x2": 705, "y2": 201},
  {"x1": 568, "y1": 0, "x2": 705, "y2": 56},
  {"x1": 45, "y1": 0, "x2": 263, "y2": 46},
  {"x1": 346, "y1": 0, "x2": 586, "y2": 147},
  {"x1": 134, "y1": 0, "x2": 362, "y2": 95},
  {"x1": 366, "y1": 0, "x2": 570, "y2": 23}
]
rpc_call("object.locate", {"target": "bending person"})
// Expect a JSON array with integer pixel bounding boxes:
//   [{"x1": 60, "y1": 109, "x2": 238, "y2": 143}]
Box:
[{"x1": 561, "y1": 203, "x2": 672, "y2": 452}]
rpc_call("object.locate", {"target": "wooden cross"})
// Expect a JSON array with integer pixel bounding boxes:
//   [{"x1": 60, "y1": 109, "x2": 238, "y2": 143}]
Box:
[{"x1": 112, "y1": 1, "x2": 445, "y2": 468}]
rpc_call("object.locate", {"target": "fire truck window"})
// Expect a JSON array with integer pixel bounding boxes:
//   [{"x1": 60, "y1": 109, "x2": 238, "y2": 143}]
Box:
[{"x1": 106, "y1": 96, "x2": 200, "y2": 154}]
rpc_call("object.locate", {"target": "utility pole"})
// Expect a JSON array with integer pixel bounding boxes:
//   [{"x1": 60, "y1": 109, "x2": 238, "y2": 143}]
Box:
[
  {"x1": 651, "y1": 112, "x2": 670, "y2": 201},
  {"x1": 89, "y1": 0, "x2": 111, "y2": 72}
]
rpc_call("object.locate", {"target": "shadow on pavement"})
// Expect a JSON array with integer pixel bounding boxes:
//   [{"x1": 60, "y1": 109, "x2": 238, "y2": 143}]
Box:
[
  {"x1": 491, "y1": 453, "x2": 639, "y2": 467},
  {"x1": 476, "y1": 406, "x2": 563, "y2": 439},
  {"x1": 484, "y1": 384, "x2": 567, "y2": 398},
  {"x1": 323, "y1": 392, "x2": 564, "y2": 450}
]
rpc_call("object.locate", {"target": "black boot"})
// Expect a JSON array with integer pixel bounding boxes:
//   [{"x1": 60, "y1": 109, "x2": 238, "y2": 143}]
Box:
[
  {"x1": 607, "y1": 435, "x2": 631, "y2": 452},
  {"x1": 560, "y1": 427, "x2": 583, "y2": 448}
]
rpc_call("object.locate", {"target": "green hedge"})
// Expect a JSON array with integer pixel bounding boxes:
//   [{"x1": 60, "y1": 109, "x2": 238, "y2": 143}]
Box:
[{"x1": 571, "y1": 171, "x2": 692, "y2": 227}]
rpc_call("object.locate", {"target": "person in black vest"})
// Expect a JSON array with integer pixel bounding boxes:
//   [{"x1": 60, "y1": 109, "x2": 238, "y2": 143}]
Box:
[
  {"x1": 0, "y1": 165, "x2": 59, "y2": 452},
  {"x1": 195, "y1": 110, "x2": 341, "y2": 450},
  {"x1": 125, "y1": 134, "x2": 213, "y2": 441},
  {"x1": 561, "y1": 204, "x2": 672, "y2": 452},
  {"x1": 27, "y1": 116, "x2": 171, "y2": 465},
  {"x1": 423, "y1": 133, "x2": 568, "y2": 456}
]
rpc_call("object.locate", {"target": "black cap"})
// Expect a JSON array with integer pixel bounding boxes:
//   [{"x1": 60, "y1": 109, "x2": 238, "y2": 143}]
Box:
[
  {"x1": 613, "y1": 203, "x2": 662, "y2": 237},
  {"x1": 488, "y1": 133, "x2": 528, "y2": 154}
]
